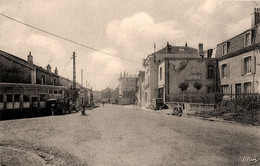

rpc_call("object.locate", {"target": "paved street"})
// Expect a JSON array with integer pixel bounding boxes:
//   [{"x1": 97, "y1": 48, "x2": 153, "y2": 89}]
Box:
[{"x1": 0, "y1": 105, "x2": 259, "y2": 166}]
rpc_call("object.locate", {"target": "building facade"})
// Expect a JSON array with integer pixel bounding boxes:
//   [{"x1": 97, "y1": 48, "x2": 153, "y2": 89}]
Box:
[
  {"x1": 101, "y1": 87, "x2": 118, "y2": 104},
  {"x1": 216, "y1": 8, "x2": 260, "y2": 97},
  {"x1": 0, "y1": 50, "x2": 93, "y2": 110},
  {"x1": 142, "y1": 42, "x2": 202, "y2": 108},
  {"x1": 158, "y1": 57, "x2": 218, "y2": 104},
  {"x1": 118, "y1": 73, "x2": 138, "y2": 105}
]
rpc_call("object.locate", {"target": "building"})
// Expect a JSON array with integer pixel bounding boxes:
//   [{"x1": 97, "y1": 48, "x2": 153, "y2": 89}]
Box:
[
  {"x1": 142, "y1": 42, "x2": 202, "y2": 108},
  {"x1": 118, "y1": 72, "x2": 138, "y2": 105},
  {"x1": 215, "y1": 8, "x2": 260, "y2": 97},
  {"x1": 93, "y1": 90, "x2": 102, "y2": 103},
  {"x1": 157, "y1": 57, "x2": 218, "y2": 105},
  {"x1": 136, "y1": 71, "x2": 145, "y2": 108},
  {"x1": 101, "y1": 87, "x2": 118, "y2": 104},
  {"x1": 0, "y1": 50, "x2": 93, "y2": 109}
]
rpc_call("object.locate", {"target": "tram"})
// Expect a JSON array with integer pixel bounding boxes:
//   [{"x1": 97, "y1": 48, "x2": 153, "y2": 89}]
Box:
[{"x1": 0, "y1": 82, "x2": 92, "y2": 119}]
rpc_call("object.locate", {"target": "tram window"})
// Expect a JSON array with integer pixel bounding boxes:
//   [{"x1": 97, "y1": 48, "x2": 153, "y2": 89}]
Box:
[
  {"x1": 58, "y1": 90, "x2": 62, "y2": 94},
  {"x1": 40, "y1": 94, "x2": 46, "y2": 101},
  {"x1": 23, "y1": 95, "x2": 30, "y2": 102},
  {"x1": 0, "y1": 95, "x2": 3, "y2": 102},
  {"x1": 54, "y1": 90, "x2": 58, "y2": 94},
  {"x1": 14, "y1": 95, "x2": 20, "y2": 102},
  {"x1": 49, "y1": 90, "x2": 53, "y2": 94},
  {"x1": 7, "y1": 95, "x2": 12, "y2": 102}
]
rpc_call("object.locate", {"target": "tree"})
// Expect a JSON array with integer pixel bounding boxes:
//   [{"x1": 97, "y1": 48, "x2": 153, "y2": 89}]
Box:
[
  {"x1": 178, "y1": 82, "x2": 189, "y2": 102},
  {"x1": 193, "y1": 82, "x2": 203, "y2": 93}
]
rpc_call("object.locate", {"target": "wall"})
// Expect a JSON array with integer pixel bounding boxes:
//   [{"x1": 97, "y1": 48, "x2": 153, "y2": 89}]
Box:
[
  {"x1": 0, "y1": 55, "x2": 32, "y2": 84},
  {"x1": 218, "y1": 50, "x2": 259, "y2": 94},
  {"x1": 163, "y1": 58, "x2": 217, "y2": 102}
]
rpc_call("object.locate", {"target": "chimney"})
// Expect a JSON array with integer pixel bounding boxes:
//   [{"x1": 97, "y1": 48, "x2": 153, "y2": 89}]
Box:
[
  {"x1": 207, "y1": 49, "x2": 213, "y2": 58},
  {"x1": 46, "y1": 64, "x2": 51, "y2": 72},
  {"x1": 185, "y1": 42, "x2": 188, "y2": 47},
  {"x1": 198, "y1": 43, "x2": 203, "y2": 54},
  {"x1": 27, "y1": 51, "x2": 33, "y2": 64},
  {"x1": 166, "y1": 41, "x2": 171, "y2": 53},
  {"x1": 251, "y1": 8, "x2": 260, "y2": 27},
  {"x1": 54, "y1": 67, "x2": 58, "y2": 75}
]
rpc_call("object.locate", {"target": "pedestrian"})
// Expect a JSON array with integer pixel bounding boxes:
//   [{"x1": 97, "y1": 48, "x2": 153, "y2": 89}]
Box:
[{"x1": 81, "y1": 104, "x2": 86, "y2": 116}]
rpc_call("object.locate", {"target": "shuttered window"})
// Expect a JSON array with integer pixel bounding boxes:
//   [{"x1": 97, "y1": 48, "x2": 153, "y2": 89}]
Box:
[
  {"x1": 222, "y1": 64, "x2": 227, "y2": 78},
  {"x1": 222, "y1": 85, "x2": 229, "y2": 94},
  {"x1": 244, "y1": 82, "x2": 251, "y2": 94},
  {"x1": 241, "y1": 55, "x2": 256, "y2": 75}
]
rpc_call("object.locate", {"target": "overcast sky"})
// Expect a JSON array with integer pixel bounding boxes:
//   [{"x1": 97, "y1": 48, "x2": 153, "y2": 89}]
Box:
[{"x1": 0, "y1": 0, "x2": 257, "y2": 90}]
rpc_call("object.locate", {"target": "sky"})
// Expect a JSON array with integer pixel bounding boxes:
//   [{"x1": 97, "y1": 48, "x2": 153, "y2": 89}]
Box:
[{"x1": 0, "y1": 0, "x2": 258, "y2": 90}]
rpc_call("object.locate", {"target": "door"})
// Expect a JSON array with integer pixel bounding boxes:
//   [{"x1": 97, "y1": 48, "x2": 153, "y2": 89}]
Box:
[{"x1": 235, "y1": 83, "x2": 241, "y2": 98}]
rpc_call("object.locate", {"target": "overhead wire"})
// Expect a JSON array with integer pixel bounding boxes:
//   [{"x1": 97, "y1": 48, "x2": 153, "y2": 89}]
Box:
[{"x1": 0, "y1": 13, "x2": 143, "y2": 64}]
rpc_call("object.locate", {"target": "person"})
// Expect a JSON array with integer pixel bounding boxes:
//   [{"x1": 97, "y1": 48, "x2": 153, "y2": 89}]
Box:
[
  {"x1": 81, "y1": 104, "x2": 86, "y2": 116},
  {"x1": 134, "y1": 100, "x2": 138, "y2": 109}
]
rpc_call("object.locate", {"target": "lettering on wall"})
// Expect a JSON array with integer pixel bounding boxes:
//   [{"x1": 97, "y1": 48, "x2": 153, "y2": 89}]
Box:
[{"x1": 185, "y1": 68, "x2": 202, "y2": 81}]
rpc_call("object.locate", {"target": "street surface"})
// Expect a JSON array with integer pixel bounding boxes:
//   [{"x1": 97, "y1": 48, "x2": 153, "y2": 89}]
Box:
[{"x1": 0, "y1": 104, "x2": 259, "y2": 166}]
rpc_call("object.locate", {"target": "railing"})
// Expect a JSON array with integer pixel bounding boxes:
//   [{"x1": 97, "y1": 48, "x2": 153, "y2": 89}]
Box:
[{"x1": 167, "y1": 93, "x2": 260, "y2": 104}]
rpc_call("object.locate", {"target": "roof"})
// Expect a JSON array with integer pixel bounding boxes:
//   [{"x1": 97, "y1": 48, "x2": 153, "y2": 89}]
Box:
[
  {"x1": 0, "y1": 49, "x2": 57, "y2": 76},
  {"x1": 156, "y1": 45, "x2": 198, "y2": 54}
]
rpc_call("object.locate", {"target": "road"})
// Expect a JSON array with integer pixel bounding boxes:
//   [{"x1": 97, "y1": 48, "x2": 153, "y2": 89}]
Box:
[{"x1": 0, "y1": 104, "x2": 259, "y2": 166}]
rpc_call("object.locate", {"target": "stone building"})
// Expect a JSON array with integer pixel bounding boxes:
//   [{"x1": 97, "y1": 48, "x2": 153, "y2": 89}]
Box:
[
  {"x1": 101, "y1": 87, "x2": 118, "y2": 104},
  {"x1": 93, "y1": 90, "x2": 102, "y2": 103},
  {"x1": 215, "y1": 8, "x2": 260, "y2": 97},
  {"x1": 157, "y1": 57, "x2": 218, "y2": 105},
  {"x1": 142, "y1": 42, "x2": 202, "y2": 108},
  {"x1": 136, "y1": 71, "x2": 145, "y2": 108},
  {"x1": 118, "y1": 72, "x2": 138, "y2": 105}
]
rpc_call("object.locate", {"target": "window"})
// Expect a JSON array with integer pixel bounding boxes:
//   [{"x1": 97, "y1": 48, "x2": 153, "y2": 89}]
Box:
[
  {"x1": 222, "y1": 64, "x2": 227, "y2": 78},
  {"x1": 7, "y1": 95, "x2": 12, "y2": 102},
  {"x1": 159, "y1": 67, "x2": 162, "y2": 80},
  {"x1": 54, "y1": 90, "x2": 58, "y2": 94},
  {"x1": 207, "y1": 86, "x2": 214, "y2": 93},
  {"x1": 40, "y1": 94, "x2": 46, "y2": 101},
  {"x1": 41, "y1": 74, "x2": 46, "y2": 84},
  {"x1": 244, "y1": 56, "x2": 251, "y2": 74},
  {"x1": 23, "y1": 95, "x2": 30, "y2": 102},
  {"x1": 207, "y1": 65, "x2": 214, "y2": 78},
  {"x1": 235, "y1": 83, "x2": 242, "y2": 95},
  {"x1": 53, "y1": 78, "x2": 57, "y2": 85},
  {"x1": 0, "y1": 95, "x2": 3, "y2": 102},
  {"x1": 49, "y1": 90, "x2": 53, "y2": 94},
  {"x1": 14, "y1": 95, "x2": 20, "y2": 102},
  {"x1": 58, "y1": 90, "x2": 62, "y2": 94},
  {"x1": 222, "y1": 85, "x2": 229, "y2": 95},
  {"x1": 244, "y1": 32, "x2": 251, "y2": 47},
  {"x1": 244, "y1": 82, "x2": 251, "y2": 94},
  {"x1": 223, "y1": 43, "x2": 228, "y2": 55},
  {"x1": 145, "y1": 92, "x2": 147, "y2": 102}
]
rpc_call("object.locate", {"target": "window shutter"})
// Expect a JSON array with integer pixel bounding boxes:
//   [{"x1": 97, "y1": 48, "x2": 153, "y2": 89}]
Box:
[
  {"x1": 241, "y1": 58, "x2": 244, "y2": 75},
  {"x1": 220, "y1": 65, "x2": 223, "y2": 78},
  {"x1": 229, "y1": 84, "x2": 232, "y2": 96},
  {"x1": 206, "y1": 65, "x2": 209, "y2": 79},
  {"x1": 227, "y1": 62, "x2": 230, "y2": 78},
  {"x1": 251, "y1": 55, "x2": 256, "y2": 74}
]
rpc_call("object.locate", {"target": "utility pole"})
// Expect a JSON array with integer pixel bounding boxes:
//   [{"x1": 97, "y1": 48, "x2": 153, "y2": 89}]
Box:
[
  {"x1": 72, "y1": 52, "x2": 76, "y2": 106},
  {"x1": 72, "y1": 52, "x2": 76, "y2": 90},
  {"x1": 81, "y1": 69, "x2": 83, "y2": 87}
]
